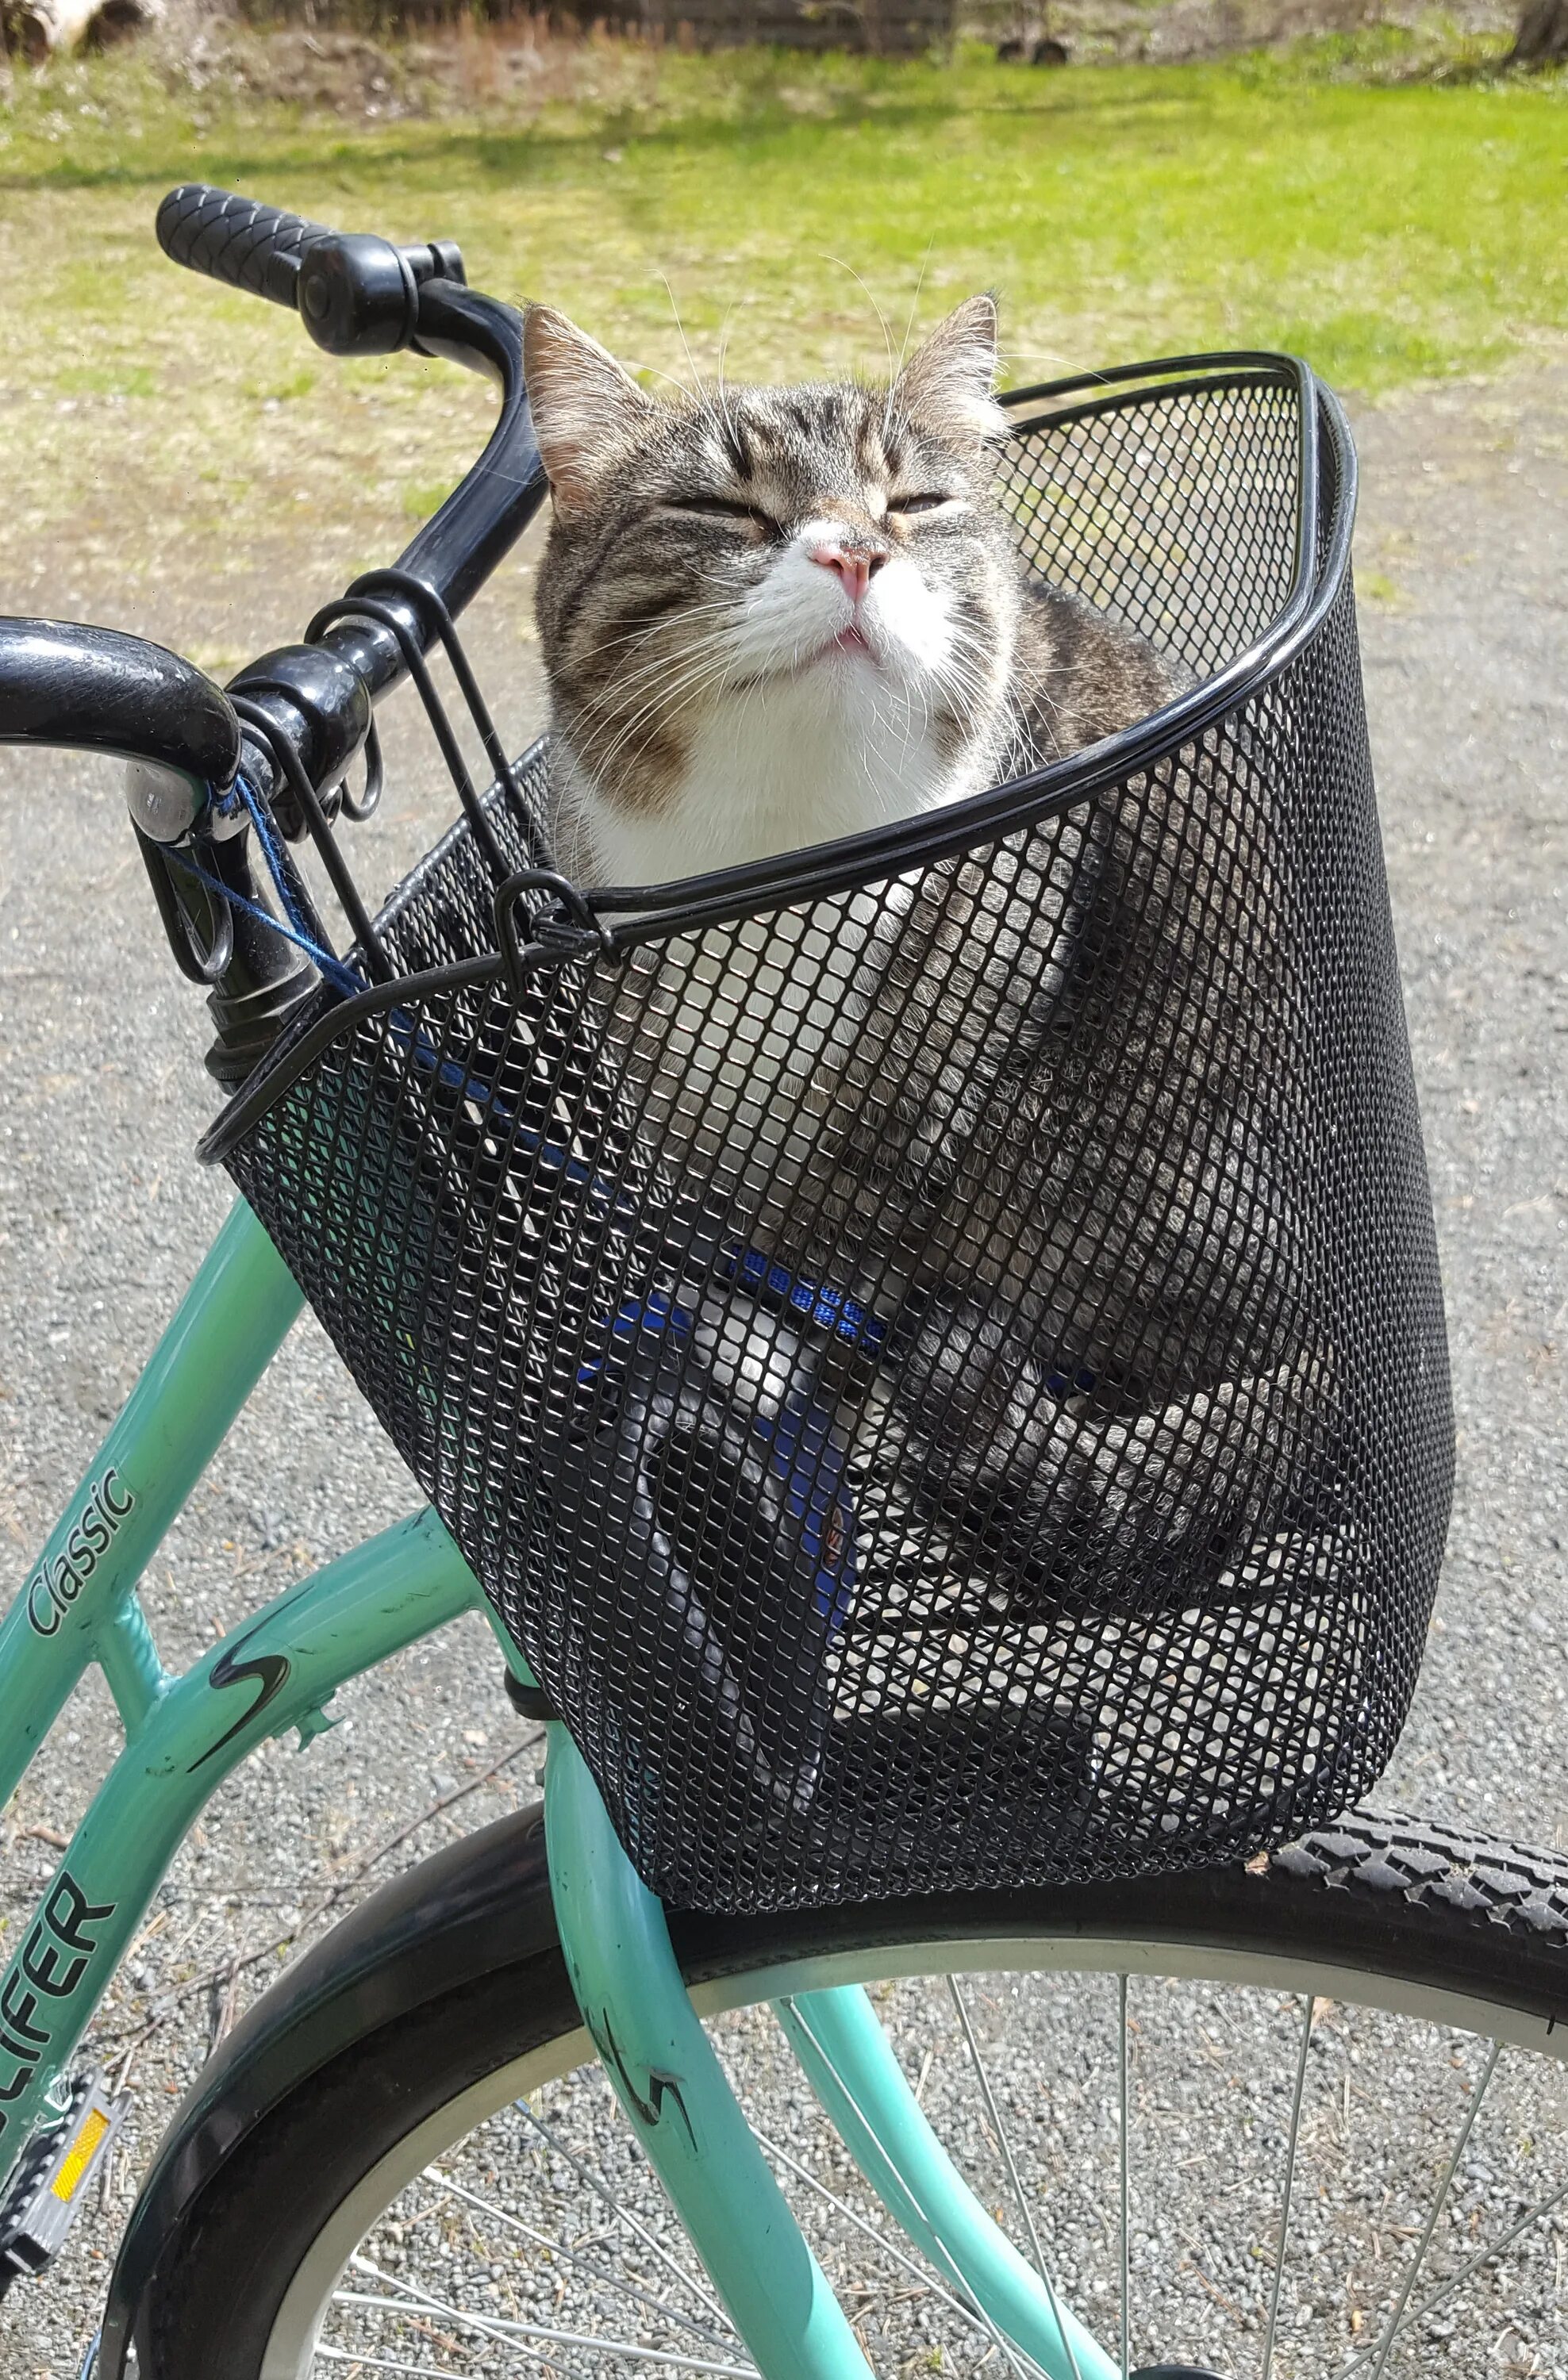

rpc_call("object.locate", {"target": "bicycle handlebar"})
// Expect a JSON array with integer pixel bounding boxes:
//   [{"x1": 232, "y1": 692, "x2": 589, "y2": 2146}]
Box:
[
  {"x1": 0, "y1": 183, "x2": 551, "y2": 1084},
  {"x1": 2, "y1": 186, "x2": 544, "y2": 823},
  {"x1": 0, "y1": 617, "x2": 240, "y2": 827},
  {"x1": 156, "y1": 184, "x2": 332, "y2": 312},
  {"x1": 157, "y1": 182, "x2": 471, "y2": 359},
  {"x1": 149, "y1": 185, "x2": 546, "y2": 795}
]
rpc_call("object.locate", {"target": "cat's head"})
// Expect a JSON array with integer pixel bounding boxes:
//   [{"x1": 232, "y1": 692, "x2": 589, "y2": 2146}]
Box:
[{"x1": 525, "y1": 297, "x2": 1023, "y2": 879}]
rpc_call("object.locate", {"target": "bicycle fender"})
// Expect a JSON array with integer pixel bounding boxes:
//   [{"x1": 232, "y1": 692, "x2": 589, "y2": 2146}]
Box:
[{"x1": 97, "y1": 1802, "x2": 555, "y2": 2379}]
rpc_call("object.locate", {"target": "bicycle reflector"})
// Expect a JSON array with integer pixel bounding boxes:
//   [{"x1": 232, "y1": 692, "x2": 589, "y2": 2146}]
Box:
[{"x1": 0, "y1": 2072, "x2": 128, "y2": 2297}]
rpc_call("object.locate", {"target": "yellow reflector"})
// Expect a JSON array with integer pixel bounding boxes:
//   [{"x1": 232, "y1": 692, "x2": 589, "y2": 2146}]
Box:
[{"x1": 51, "y1": 2107, "x2": 110, "y2": 2202}]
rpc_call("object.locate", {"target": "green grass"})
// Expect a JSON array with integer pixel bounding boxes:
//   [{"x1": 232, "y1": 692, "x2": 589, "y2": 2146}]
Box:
[{"x1": 0, "y1": 35, "x2": 1562, "y2": 587}]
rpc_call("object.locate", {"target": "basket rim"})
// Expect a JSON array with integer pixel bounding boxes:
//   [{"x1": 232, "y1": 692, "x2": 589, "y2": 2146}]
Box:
[{"x1": 201, "y1": 349, "x2": 1355, "y2": 1166}]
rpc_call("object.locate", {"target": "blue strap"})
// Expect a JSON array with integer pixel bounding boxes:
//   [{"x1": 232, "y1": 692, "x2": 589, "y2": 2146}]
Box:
[
  {"x1": 571, "y1": 1250, "x2": 886, "y2": 1635},
  {"x1": 172, "y1": 773, "x2": 368, "y2": 996},
  {"x1": 723, "y1": 1246, "x2": 887, "y2": 1357},
  {"x1": 213, "y1": 772, "x2": 351, "y2": 975},
  {"x1": 755, "y1": 1392, "x2": 858, "y2": 1629}
]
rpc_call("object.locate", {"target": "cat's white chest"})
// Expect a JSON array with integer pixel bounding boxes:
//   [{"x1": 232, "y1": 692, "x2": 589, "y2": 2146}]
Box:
[{"x1": 585, "y1": 670, "x2": 960, "y2": 889}]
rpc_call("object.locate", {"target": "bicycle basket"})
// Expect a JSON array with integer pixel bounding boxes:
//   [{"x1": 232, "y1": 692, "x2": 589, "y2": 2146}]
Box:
[{"x1": 208, "y1": 354, "x2": 1454, "y2": 1914}]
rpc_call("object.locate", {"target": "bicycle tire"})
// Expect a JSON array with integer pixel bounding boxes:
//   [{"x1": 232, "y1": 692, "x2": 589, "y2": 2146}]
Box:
[{"x1": 106, "y1": 1803, "x2": 1568, "y2": 2378}]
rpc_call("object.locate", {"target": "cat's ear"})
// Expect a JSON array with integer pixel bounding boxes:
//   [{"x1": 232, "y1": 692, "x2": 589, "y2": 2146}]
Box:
[
  {"x1": 524, "y1": 305, "x2": 655, "y2": 519},
  {"x1": 892, "y1": 294, "x2": 1006, "y2": 447}
]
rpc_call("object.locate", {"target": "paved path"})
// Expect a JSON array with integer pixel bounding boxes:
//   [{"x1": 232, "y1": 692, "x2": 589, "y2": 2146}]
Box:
[{"x1": 1, "y1": 358, "x2": 1563, "y2": 2375}]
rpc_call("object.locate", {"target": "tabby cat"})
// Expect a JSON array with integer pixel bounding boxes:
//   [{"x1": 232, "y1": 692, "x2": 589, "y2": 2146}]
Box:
[
  {"x1": 523, "y1": 297, "x2": 1316, "y2": 1625},
  {"x1": 525, "y1": 295, "x2": 1172, "y2": 884}
]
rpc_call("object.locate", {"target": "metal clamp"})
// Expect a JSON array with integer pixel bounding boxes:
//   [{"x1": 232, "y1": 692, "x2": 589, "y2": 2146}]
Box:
[
  {"x1": 135, "y1": 827, "x2": 234, "y2": 986},
  {"x1": 502, "y1": 1666, "x2": 559, "y2": 1723},
  {"x1": 495, "y1": 867, "x2": 613, "y2": 998}
]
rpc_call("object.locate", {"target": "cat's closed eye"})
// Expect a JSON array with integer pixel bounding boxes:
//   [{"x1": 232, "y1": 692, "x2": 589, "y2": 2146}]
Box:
[
  {"x1": 889, "y1": 492, "x2": 958, "y2": 516},
  {"x1": 668, "y1": 494, "x2": 781, "y2": 536}
]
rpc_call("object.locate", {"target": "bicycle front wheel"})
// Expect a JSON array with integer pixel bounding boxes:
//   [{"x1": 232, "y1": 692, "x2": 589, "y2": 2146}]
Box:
[{"x1": 112, "y1": 1806, "x2": 1568, "y2": 2380}]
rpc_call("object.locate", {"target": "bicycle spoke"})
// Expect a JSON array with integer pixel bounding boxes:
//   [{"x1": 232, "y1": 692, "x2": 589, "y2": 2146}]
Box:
[
  {"x1": 790, "y1": 1994, "x2": 1049, "y2": 2380},
  {"x1": 1340, "y1": 2137, "x2": 1568, "y2": 2375},
  {"x1": 317, "y1": 2352, "x2": 506, "y2": 2378},
  {"x1": 947, "y1": 1976, "x2": 1053, "y2": 2290},
  {"x1": 755, "y1": 2124, "x2": 1012, "y2": 2341},
  {"x1": 946, "y1": 1971, "x2": 1087, "y2": 2380},
  {"x1": 513, "y1": 2099, "x2": 729, "y2": 2325},
  {"x1": 297, "y1": 1957, "x2": 1568, "y2": 2380},
  {"x1": 321, "y1": 2347, "x2": 564, "y2": 2380},
  {"x1": 419, "y1": 2163, "x2": 741, "y2": 2352},
  {"x1": 340, "y1": 2271, "x2": 757, "y2": 2375},
  {"x1": 1362, "y1": 2038, "x2": 1502, "y2": 2380},
  {"x1": 1259, "y1": 1995, "x2": 1315, "y2": 2380}
]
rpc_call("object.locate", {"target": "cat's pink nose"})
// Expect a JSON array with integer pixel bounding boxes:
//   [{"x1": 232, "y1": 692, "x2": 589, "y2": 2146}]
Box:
[{"x1": 809, "y1": 542, "x2": 888, "y2": 605}]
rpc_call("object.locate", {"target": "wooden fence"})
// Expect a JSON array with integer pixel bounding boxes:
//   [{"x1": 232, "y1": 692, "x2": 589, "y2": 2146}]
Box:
[{"x1": 600, "y1": 0, "x2": 954, "y2": 50}]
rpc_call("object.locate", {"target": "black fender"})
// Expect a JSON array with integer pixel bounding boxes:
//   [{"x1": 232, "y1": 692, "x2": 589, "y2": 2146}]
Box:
[{"x1": 98, "y1": 1802, "x2": 556, "y2": 2378}]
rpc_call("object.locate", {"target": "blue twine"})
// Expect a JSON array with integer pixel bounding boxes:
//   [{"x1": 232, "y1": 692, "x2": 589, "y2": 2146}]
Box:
[
  {"x1": 167, "y1": 845, "x2": 367, "y2": 996},
  {"x1": 214, "y1": 772, "x2": 338, "y2": 966},
  {"x1": 179, "y1": 773, "x2": 367, "y2": 996}
]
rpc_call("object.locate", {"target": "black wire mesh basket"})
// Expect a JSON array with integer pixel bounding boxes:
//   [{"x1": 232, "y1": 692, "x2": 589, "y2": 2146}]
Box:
[{"x1": 207, "y1": 355, "x2": 1455, "y2": 1914}]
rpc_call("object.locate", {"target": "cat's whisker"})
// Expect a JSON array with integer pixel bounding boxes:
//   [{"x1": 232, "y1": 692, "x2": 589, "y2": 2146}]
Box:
[
  {"x1": 580, "y1": 609, "x2": 747, "y2": 695},
  {"x1": 820, "y1": 254, "x2": 897, "y2": 387},
  {"x1": 710, "y1": 318, "x2": 745, "y2": 462},
  {"x1": 650, "y1": 287, "x2": 757, "y2": 485},
  {"x1": 571, "y1": 611, "x2": 744, "y2": 712},
  {"x1": 579, "y1": 590, "x2": 743, "y2": 664},
  {"x1": 714, "y1": 316, "x2": 738, "y2": 401},
  {"x1": 582, "y1": 675, "x2": 728, "y2": 775},
  {"x1": 659, "y1": 275, "x2": 709, "y2": 409},
  {"x1": 581, "y1": 644, "x2": 746, "y2": 775},
  {"x1": 895, "y1": 240, "x2": 937, "y2": 379},
  {"x1": 628, "y1": 359, "x2": 704, "y2": 403}
]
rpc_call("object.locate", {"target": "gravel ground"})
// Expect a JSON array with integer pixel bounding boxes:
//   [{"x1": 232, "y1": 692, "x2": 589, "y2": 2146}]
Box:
[{"x1": 1, "y1": 354, "x2": 1564, "y2": 2377}]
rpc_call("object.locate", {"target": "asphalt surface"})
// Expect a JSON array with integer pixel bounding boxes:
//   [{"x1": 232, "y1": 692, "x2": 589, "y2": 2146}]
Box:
[{"x1": 1, "y1": 356, "x2": 1564, "y2": 2376}]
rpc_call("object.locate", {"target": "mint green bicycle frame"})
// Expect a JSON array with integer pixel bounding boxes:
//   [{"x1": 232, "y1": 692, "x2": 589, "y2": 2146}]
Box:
[{"x1": 1, "y1": 1195, "x2": 1114, "y2": 2379}]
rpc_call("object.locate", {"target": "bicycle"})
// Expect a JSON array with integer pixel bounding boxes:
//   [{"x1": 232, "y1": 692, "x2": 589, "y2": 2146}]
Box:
[{"x1": 1, "y1": 182, "x2": 1563, "y2": 2380}]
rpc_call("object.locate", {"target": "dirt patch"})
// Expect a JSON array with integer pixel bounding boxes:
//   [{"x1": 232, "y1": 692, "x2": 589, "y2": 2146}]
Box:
[
  {"x1": 171, "y1": 16, "x2": 632, "y2": 115},
  {"x1": 179, "y1": 21, "x2": 427, "y2": 108},
  {"x1": 86, "y1": 0, "x2": 1524, "y2": 121},
  {"x1": 154, "y1": 15, "x2": 687, "y2": 116},
  {"x1": 1059, "y1": 0, "x2": 1512, "y2": 65}
]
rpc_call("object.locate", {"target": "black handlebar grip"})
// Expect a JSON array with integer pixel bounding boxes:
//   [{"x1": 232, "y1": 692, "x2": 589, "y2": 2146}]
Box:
[{"x1": 156, "y1": 184, "x2": 333, "y2": 311}]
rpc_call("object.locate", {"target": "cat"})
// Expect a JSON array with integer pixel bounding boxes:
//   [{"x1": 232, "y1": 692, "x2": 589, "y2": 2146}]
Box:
[
  {"x1": 525, "y1": 293, "x2": 1174, "y2": 887},
  {"x1": 522, "y1": 296, "x2": 1320, "y2": 1637}
]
